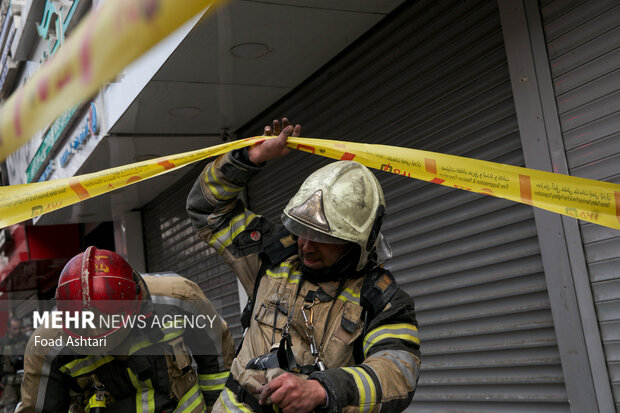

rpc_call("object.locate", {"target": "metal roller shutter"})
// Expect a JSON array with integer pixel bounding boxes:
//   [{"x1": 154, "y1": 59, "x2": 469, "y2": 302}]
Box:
[
  {"x1": 11, "y1": 291, "x2": 38, "y2": 319},
  {"x1": 541, "y1": 0, "x2": 620, "y2": 409},
  {"x1": 239, "y1": 0, "x2": 569, "y2": 410},
  {"x1": 141, "y1": 162, "x2": 243, "y2": 343}
]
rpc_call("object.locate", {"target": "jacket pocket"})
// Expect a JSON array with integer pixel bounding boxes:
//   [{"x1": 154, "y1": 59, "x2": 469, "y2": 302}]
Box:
[
  {"x1": 323, "y1": 301, "x2": 364, "y2": 368},
  {"x1": 334, "y1": 301, "x2": 364, "y2": 345},
  {"x1": 253, "y1": 281, "x2": 293, "y2": 332}
]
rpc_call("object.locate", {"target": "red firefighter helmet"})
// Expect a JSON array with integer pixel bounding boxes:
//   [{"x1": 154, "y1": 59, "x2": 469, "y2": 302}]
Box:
[{"x1": 55, "y1": 246, "x2": 142, "y2": 353}]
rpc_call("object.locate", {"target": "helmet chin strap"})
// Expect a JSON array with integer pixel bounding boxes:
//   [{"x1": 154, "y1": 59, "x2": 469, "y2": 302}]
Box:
[{"x1": 300, "y1": 245, "x2": 366, "y2": 283}]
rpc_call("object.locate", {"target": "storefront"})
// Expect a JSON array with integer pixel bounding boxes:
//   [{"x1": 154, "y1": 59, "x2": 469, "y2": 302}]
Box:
[
  {"x1": 1, "y1": 0, "x2": 619, "y2": 410},
  {"x1": 0, "y1": 223, "x2": 81, "y2": 325}
]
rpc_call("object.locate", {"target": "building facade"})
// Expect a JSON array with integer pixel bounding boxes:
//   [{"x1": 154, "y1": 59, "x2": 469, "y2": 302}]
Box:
[{"x1": 0, "y1": 0, "x2": 619, "y2": 411}]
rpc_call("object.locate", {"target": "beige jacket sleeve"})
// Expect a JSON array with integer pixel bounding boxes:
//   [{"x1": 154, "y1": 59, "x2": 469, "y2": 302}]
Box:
[
  {"x1": 186, "y1": 150, "x2": 273, "y2": 296},
  {"x1": 17, "y1": 328, "x2": 70, "y2": 413}
]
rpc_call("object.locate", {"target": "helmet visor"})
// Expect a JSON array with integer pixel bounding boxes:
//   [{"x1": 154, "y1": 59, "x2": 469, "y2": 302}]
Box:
[{"x1": 281, "y1": 214, "x2": 348, "y2": 244}]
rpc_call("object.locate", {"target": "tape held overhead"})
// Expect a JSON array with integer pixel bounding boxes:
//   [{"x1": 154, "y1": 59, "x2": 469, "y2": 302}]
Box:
[
  {"x1": 0, "y1": 0, "x2": 227, "y2": 164},
  {"x1": 1, "y1": 136, "x2": 619, "y2": 231},
  {"x1": 285, "y1": 138, "x2": 620, "y2": 230}
]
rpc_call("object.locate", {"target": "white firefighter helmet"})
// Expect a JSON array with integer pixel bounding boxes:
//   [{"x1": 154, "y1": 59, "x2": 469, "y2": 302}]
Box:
[{"x1": 282, "y1": 160, "x2": 391, "y2": 271}]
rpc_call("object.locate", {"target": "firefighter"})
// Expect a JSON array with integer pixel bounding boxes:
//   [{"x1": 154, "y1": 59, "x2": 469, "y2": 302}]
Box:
[
  {"x1": 17, "y1": 246, "x2": 234, "y2": 413},
  {"x1": 0, "y1": 316, "x2": 28, "y2": 412},
  {"x1": 186, "y1": 119, "x2": 421, "y2": 412}
]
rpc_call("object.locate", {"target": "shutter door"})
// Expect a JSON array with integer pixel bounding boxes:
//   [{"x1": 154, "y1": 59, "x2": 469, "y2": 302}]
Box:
[
  {"x1": 11, "y1": 291, "x2": 38, "y2": 319},
  {"x1": 240, "y1": 0, "x2": 569, "y2": 410},
  {"x1": 541, "y1": 0, "x2": 620, "y2": 409},
  {"x1": 141, "y1": 162, "x2": 243, "y2": 343}
]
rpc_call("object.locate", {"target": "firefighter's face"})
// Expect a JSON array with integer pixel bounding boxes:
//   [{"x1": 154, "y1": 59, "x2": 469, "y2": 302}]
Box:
[
  {"x1": 298, "y1": 238, "x2": 349, "y2": 269},
  {"x1": 8, "y1": 320, "x2": 21, "y2": 338}
]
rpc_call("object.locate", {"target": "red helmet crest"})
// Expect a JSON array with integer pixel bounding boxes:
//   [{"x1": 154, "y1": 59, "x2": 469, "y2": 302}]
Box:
[{"x1": 56, "y1": 246, "x2": 141, "y2": 311}]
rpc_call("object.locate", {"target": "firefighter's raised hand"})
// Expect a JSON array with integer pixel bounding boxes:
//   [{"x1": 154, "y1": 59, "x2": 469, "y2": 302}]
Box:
[
  {"x1": 248, "y1": 118, "x2": 301, "y2": 164},
  {"x1": 259, "y1": 373, "x2": 327, "y2": 413}
]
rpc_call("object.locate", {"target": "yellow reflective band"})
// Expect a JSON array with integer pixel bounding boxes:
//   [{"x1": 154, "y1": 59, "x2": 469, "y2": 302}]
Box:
[
  {"x1": 206, "y1": 163, "x2": 242, "y2": 200},
  {"x1": 160, "y1": 328, "x2": 184, "y2": 343},
  {"x1": 266, "y1": 270, "x2": 300, "y2": 284},
  {"x1": 363, "y1": 323, "x2": 420, "y2": 357},
  {"x1": 266, "y1": 269, "x2": 287, "y2": 279},
  {"x1": 128, "y1": 368, "x2": 155, "y2": 413},
  {"x1": 200, "y1": 383, "x2": 226, "y2": 391},
  {"x1": 266, "y1": 262, "x2": 301, "y2": 284},
  {"x1": 209, "y1": 212, "x2": 258, "y2": 254},
  {"x1": 87, "y1": 393, "x2": 106, "y2": 408},
  {"x1": 199, "y1": 371, "x2": 229, "y2": 391},
  {"x1": 199, "y1": 371, "x2": 230, "y2": 380},
  {"x1": 145, "y1": 378, "x2": 156, "y2": 412},
  {"x1": 175, "y1": 383, "x2": 205, "y2": 413},
  {"x1": 337, "y1": 288, "x2": 361, "y2": 303},
  {"x1": 210, "y1": 213, "x2": 245, "y2": 244},
  {"x1": 129, "y1": 338, "x2": 151, "y2": 355},
  {"x1": 358, "y1": 368, "x2": 377, "y2": 411},
  {"x1": 341, "y1": 367, "x2": 376, "y2": 412},
  {"x1": 60, "y1": 355, "x2": 115, "y2": 377},
  {"x1": 127, "y1": 326, "x2": 184, "y2": 355},
  {"x1": 221, "y1": 388, "x2": 253, "y2": 413}
]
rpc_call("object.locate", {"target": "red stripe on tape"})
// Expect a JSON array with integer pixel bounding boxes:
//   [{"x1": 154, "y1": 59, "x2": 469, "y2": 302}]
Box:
[
  {"x1": 340, "y1": 152, "x2": 356, "y2": 161},
  {"x1": 430, "y1": 177, "x2": 445, "y2": 184},
  {"x1": 126, "y1": 176, "x2": 142, "y2": 184},
  {"x1": 69, "y1": 179, "x2": 90, "y2": 200},
  {"x1": 158, "y1": 160, "x2": 175, "y2": 170},
  {"x1": 296, "y1": 144, "x2": 315, "y2": 154},
  {"x1": 519, "y1": 175, "x2": 532, "y2": 205},
  {"x1": 425, "y1": 158, "x2": 437, "y2": 175}
]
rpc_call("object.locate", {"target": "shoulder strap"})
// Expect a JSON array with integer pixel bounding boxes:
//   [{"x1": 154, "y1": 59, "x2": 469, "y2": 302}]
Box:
[
  {"x1": 239, "y1": 230, "x2": 297, "y2": 331},
  {"x1": 260, "y1": 230, "x2": 297, "y2": 267},
  {"x1": 353, "y1": 267, "x2": 400, "y2": 363},
  {"x1": 360, "y1": 267, "x2": 399, "y2": 321}
]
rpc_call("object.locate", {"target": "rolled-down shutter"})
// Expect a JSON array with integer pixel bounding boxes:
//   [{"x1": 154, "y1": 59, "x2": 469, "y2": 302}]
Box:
[
  {"x1": 541, "y1": 0, "x2": 620, "y2": 409},
  {"x1": 240, "y1": 0, "x2": 569, "y2": 410}
]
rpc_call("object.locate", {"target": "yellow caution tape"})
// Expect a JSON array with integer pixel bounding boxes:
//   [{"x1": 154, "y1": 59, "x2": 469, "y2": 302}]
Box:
[
  {"x1": 286, "y1": 137, "x2": 620, "y2": 230},
  {"x1": 0, "y1": 0, "x2": 226, "y2": 163},
  {"x1": 0, "y1": 137, "x2": 262, "y2": 229},
  {"x1": 1, "y1": 136, "x2": 619, "y2": 231}
]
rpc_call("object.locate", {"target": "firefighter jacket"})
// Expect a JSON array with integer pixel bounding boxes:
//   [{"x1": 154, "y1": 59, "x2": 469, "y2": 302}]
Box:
[
  {"x1": 17, "y1": 275, "x2": 235, "y2": 413},
  {"x1": 0, "y1": 332, "x2": 28, "y2": 408},
  {"x1": 0, "y1": 332, "x2": 28, "y2": 378},
  {"x1": 186, "y1": 151, "x2": 421, "y2": 412}
]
